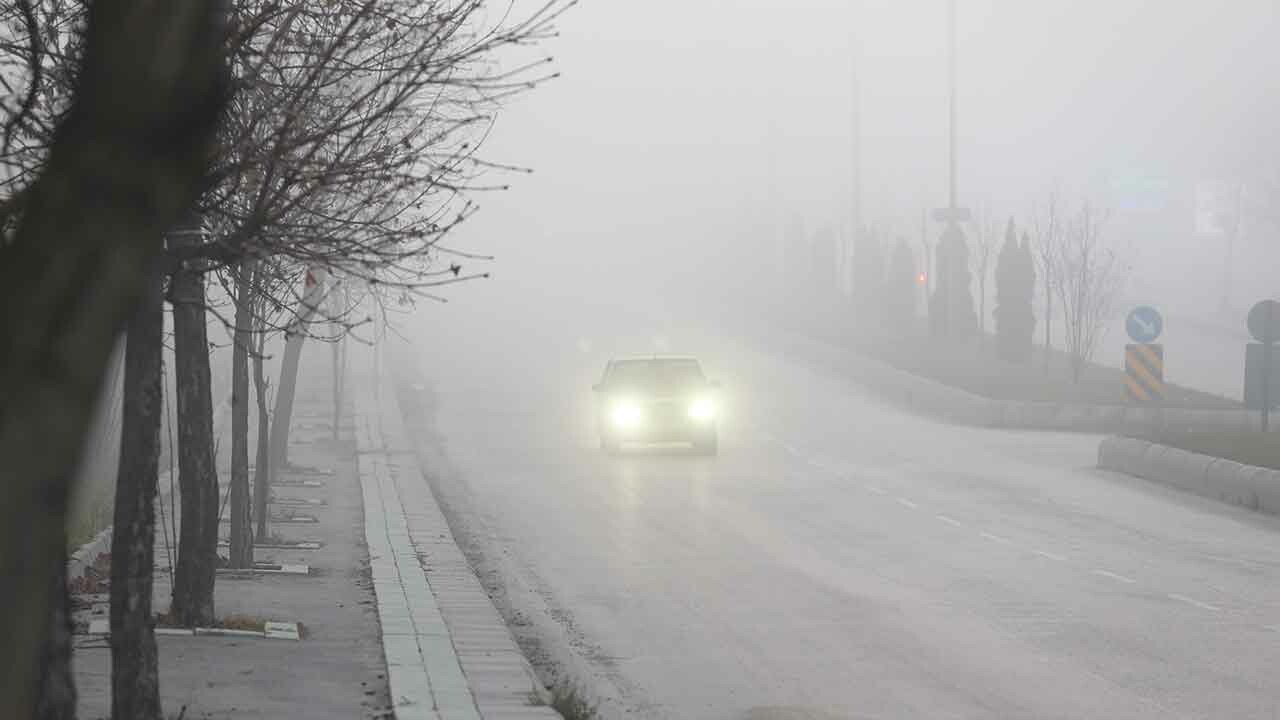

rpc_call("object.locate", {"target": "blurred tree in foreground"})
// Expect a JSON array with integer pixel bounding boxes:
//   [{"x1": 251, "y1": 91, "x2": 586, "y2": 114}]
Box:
[{"x1": 0, "y1": 1, "x2": 226, "y2": 719}]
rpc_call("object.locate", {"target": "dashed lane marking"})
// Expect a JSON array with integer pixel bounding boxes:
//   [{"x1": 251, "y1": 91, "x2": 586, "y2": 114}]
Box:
[
  {"x1": 897, "y1": 497, "x2": 919, "y2": 509},
  {"x1": 936, "y1": 515, "x2": 964, "y2": 528},
  {"x1": 1034, "y1": 550, "x2": 1067, "y2": 562},
  {"x1": 980, "y1": 532, "x2": 1011, "y2": 545},
  {"x1": 866, "y1": 486, "x2": 887, "y2": 495},
  {"x1": 1168, "y1": 593, "x2": 1221, "y2": 612},
  {"x1": 1091, "y1": 569, "x2": 1137, "y2": 584}
]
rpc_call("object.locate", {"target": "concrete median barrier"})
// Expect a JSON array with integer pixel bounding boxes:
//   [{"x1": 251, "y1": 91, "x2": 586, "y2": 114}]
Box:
[{"x1": 1098, "y1": 436, "x2": 1280, "y2": 516}]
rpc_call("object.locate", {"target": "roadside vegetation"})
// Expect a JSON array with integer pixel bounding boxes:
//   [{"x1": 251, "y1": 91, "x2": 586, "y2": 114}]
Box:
[{"x1": 0, "y1": 0, "x2": 570, "y2": 718}]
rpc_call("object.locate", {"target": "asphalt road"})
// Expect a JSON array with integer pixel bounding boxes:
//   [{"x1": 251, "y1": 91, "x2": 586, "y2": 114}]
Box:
[{"x1": 400, "y1": 305, "x2": 1280, "y2": 720}]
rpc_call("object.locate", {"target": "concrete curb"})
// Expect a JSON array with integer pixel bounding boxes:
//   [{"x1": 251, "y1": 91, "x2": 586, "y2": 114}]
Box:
[
  {"x1": 1097, "y1": 436, "x2": 1280, "y2": 515},
  {"x1": 356, "y1": 348, "x2": 558, "y2": 720},
  {"x1": 68, "y1": 394, "x2": 232, "y2": 588},
  {"x1": 773, "y1": 330, "x2": 1272, "y2": 434}
]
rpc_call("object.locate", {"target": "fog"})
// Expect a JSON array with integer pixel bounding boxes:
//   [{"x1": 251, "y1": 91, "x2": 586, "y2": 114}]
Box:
[{"x1": 435, "y1": 0, "x2": 1279, "y2": 329}]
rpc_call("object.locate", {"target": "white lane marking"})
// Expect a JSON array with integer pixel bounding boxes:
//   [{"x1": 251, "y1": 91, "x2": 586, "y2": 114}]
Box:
[
  {"x1": 980, "y1": 532, "x2": 1010, "y2": 545},
  {"x1": 1168, "y1": 593, "x2": 1221, "y2": 612},
  {"x1": 1034, "y1": 550, "x2": 1067, "y2": 562},
  {"x1": 936, "y1": 514, "x2": 964, "y2": 528},
  {"x1": 1091, "y1": 569, "x2": 1137, "y2": 584},
  {"x1": 896, "y1": 497, "x2": 919, "y2": 510},
  {"x1": 866, "y1": 485, "x2": 887, "y2": 495}
]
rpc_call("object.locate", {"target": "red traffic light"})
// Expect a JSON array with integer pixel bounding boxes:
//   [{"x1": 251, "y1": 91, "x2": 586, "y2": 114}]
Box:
[{"x1": 916, "y1": 272, "x2": 927, "y2": 285}]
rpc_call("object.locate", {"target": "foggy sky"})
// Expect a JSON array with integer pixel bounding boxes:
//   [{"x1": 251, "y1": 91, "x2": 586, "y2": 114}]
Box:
[{"x1": 445, "y1": 1, "x2": 1280, "y2": 318}]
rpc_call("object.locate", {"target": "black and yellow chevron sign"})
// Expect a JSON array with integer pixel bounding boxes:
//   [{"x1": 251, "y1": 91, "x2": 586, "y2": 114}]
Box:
[{"x1": 1125, "y1": 343, "x2": 1165, "y2": 403}]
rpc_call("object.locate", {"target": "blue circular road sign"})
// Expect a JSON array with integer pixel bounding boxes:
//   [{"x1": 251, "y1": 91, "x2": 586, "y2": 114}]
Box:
[{"x1": 1126, "y1": 306, "x2": 1164, "y2": 343}]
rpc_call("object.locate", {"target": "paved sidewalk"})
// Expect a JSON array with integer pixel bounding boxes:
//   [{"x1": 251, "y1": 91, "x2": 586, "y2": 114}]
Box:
[
  {"x1": 73, "y1": 341, "x2": 391, "y2": 719},
  {"x1": 354, "y1": 343, "x2": 559, "y2": 720}
]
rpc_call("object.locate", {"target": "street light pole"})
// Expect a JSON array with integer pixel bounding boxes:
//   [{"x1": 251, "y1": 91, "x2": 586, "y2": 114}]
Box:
[
  {"x1": 850, "y1": 4, "x2": 862, "y2": 298},
  {"x1": 947, "y1": 0, "x2": 957, "y2": 214}
]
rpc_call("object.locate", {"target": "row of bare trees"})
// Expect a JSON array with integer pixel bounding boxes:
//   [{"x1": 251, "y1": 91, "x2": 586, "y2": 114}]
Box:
[{"x1": 0, "y1": 0, "x2": 569, "y2": 718}]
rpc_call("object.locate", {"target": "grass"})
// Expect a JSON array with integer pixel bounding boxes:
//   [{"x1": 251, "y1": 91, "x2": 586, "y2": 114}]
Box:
[
  {"x1": 154, "y1": 612, "x2": 271, "y2": 633},
  {"x1": 66, "y1": 481, "x2": 113, "y2": 551},
  {"x1": 1128, "y1": 429, "x2": 1280, "y2": 470},
  {"x1": 833, "y1": 326, "x2": 1239, "y2": 409},
  {"x1": 545, "y1": 683, "x2": 597, "y2": 720}
]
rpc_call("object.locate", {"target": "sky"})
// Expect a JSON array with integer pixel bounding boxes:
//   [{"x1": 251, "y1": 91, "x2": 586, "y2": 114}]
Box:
[{"x1": 436, "y1": 0, "x2": 1280, "y2": 324}]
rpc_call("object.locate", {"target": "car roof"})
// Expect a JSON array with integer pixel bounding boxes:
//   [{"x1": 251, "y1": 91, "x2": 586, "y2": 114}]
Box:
[{"x1": 609, "y1": 355, "x2": 701, "y2": 363}]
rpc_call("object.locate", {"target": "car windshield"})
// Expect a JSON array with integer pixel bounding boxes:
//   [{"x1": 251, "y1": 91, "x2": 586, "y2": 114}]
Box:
[{"x1": 607, "y1": 359, "x2": 705, "y2": 391}]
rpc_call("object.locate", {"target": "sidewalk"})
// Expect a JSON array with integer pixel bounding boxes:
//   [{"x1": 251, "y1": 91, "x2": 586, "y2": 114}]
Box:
[
  {"x1": 354, "y1": 342, "x2": 559, "y2": 720},
  {"x1": 73, "y1": 341, "x2": 391, "y2": 719},
  {"x1": 70, "y1": 336, "x2": 559, "y2": 719}
]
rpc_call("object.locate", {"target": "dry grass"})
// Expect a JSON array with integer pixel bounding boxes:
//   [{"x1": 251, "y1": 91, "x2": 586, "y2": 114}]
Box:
[
  {"x1": 218, "y1": 614, "x2": 268, "y2": 632},
  {"x1": 547, "y1": 682, "x2": 597, "y2": 720}
]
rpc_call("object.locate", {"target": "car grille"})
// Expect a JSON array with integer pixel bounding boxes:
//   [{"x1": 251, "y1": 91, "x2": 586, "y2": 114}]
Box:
[{"x1": 647, "y1": 400, "x2": 687, "y2": 424}]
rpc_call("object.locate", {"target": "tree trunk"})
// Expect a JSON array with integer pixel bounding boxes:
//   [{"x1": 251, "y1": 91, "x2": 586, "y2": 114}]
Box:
[
  {"x1": 228, "y1": 261, "x2": 255, "y2": 569},
  {"x1": 110, "y1": 267, "x2": 164, "y2": 720},
  {"x1": 979, "y1": 273, "x2": 987, "y2": 334},
  {"x1": 269, "y1": 330, "x2": 305, "y2": 476},
  {"x1": 332, "y1": 329, "x2": 341, "y2": 441},
  {"x1": 268, "y1": 271, "x2": 325, "y2": 481},
  {"x1": 0, "y1": 2, "x2": 224, "y2": 713},
  {"x1": 1043, "y1": 283, "x2": 1052, "y2": 375},
  {"x1": 169, "y1": 227, "x2": 218, "y2": 627},
  {"x1": 35, "y1": 556, "x2": 75, "y2": 720},
  {"x1": 252, "y1": 323, "x2": 271, "y2": 544}
]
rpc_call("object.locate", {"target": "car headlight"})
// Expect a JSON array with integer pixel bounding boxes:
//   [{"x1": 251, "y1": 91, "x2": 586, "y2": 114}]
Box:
[
  {"x1": 610, "y1": 400, "x2": 643, "y2": 428},
  {"x1": 687, "y1": 397, "x2": 717, "y2": 422}
]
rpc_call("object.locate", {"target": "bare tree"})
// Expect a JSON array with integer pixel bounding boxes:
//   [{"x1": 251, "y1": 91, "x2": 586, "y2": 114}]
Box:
[
  {"x1": 1030, "y1": 188, "x2": 1065, "y2": 374},
  {"x1": 0, "y1": 3, "x2": 226, "y2": 718},
  {"x1": 1056, "y1": 202, "x2": 1126, "y2": 383},
  {"x1": 968, "y1": 204, "x2": 999, "y2": 334}
]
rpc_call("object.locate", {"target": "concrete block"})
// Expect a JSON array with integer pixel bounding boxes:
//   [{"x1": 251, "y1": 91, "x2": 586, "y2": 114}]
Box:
[{"x1": 1099, "y1": 435, "x2": 1280, "y2": 517}]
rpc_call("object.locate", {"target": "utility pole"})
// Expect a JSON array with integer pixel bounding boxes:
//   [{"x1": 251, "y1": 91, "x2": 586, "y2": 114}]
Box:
[
  {"x1": 850, "y1": 11, "x2": 862, "y2": 297},
  {"x1": 929, "y1": 0, "x2": 971, "y2": 337},
  {"x1": 947, "y1": 0, "x2": 957, "y2": 213}
]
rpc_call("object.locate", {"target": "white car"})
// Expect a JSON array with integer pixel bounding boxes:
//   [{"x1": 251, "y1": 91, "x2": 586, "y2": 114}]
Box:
[{"x1": 592, "y1": 355, "x2": 720, "y2": 455}]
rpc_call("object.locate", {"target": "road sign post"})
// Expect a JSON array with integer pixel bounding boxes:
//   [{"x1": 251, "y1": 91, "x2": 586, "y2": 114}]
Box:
[
  {"x1": 1125, "y1": 343, "x2": 1165, "y2": 404},
  {"x1": 1125, "y1": 306, "x2": 1163, "y2": 345},
  {"x1": 1123, "y1": 307, "x2": 1165, "y2": 405},
  {"x1": 1246, "y1": 300, "x2": 1280, "y2": 431}
]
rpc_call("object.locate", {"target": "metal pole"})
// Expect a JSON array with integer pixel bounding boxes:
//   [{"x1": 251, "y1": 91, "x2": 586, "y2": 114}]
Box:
[
  {"x1": 1263, "y1": 340, "x2": 1271, "y2": 432},
  {"x1": 851, "y1": 16, "x2": 862, "y2": 287},
  {"x1": 947, "y1": 0, "x2": 957, "y2": 212},
  {"x1": 1264, "y1": 303, "x2": 1273, "y2": 432}
]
